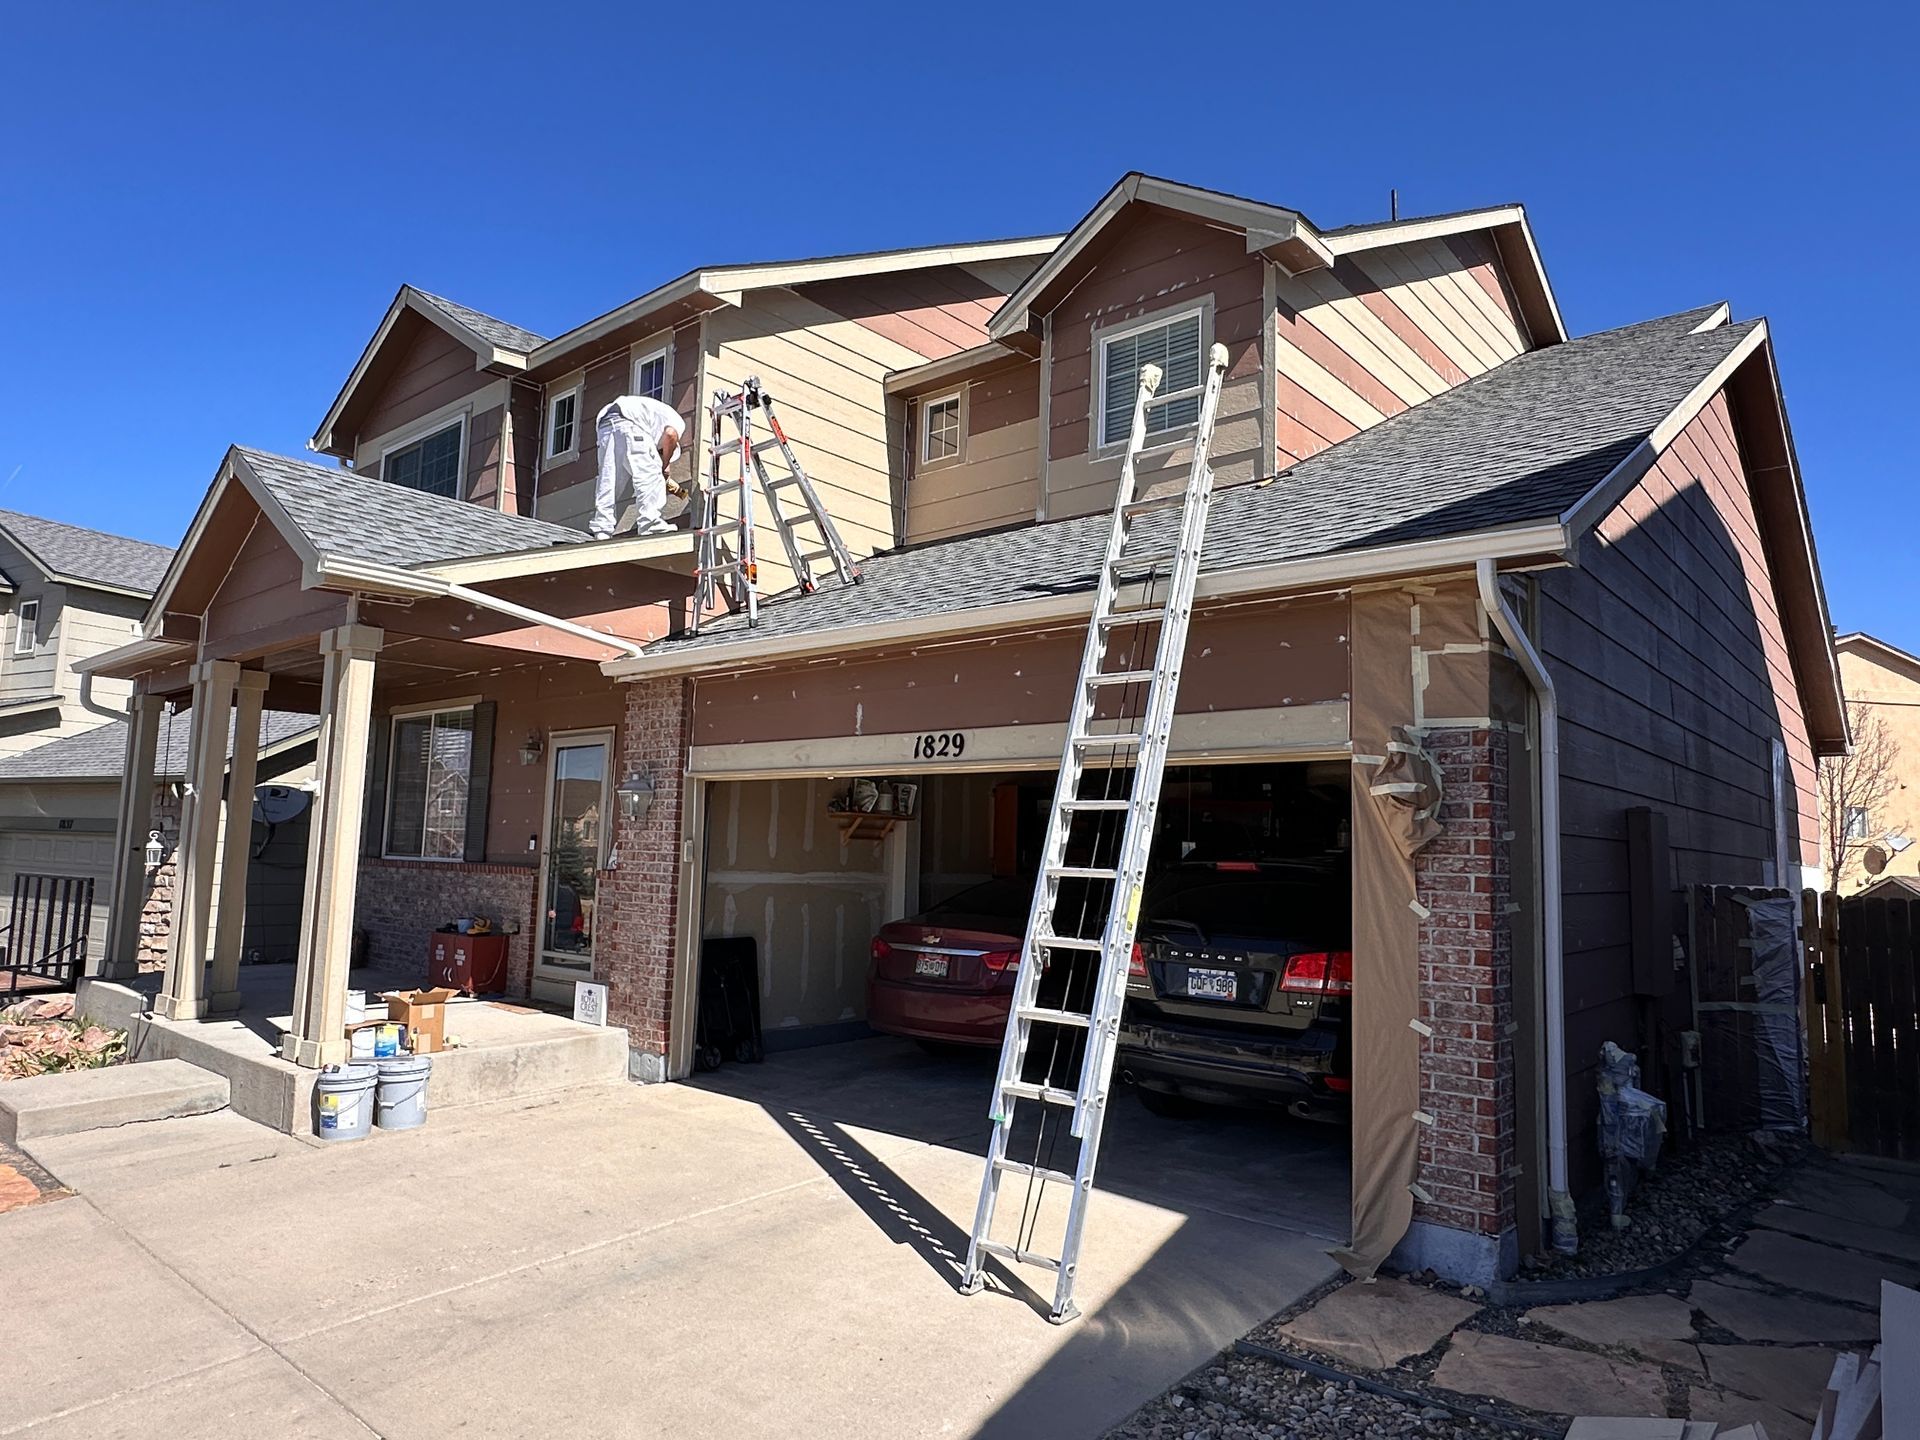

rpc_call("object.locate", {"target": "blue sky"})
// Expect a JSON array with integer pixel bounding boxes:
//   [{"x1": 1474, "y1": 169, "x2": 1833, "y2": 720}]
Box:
[{"x1": 1, "y1": 4, "x2": 1911, "y2": 640}]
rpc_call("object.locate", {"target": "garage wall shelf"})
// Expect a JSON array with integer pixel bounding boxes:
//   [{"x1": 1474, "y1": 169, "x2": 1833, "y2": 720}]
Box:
[{"x1": 827, "y1": 810, "x2": 912, "y2": 845}]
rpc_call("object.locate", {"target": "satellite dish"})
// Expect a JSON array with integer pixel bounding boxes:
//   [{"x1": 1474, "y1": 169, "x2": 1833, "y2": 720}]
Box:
[
  {"x1": 1864, "y1": 844, "x2": 1890, "y2": 876},
  {"x1": 254, "y1": 783, "x2": 311, "y2": 825}
]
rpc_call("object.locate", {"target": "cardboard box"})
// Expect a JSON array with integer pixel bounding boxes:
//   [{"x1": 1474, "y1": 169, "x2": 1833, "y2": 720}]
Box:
[{"x1": 383, "y1": 987, "x2": 457, "y2": 1054}]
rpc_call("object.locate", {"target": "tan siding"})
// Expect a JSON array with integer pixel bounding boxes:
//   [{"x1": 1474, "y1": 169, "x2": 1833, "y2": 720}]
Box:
[
  {"x1": 903, "y1": 360, "x2": 1043, "y2": 544},
  {"x1": 1834, "y1": 645, "x2": 1920, "y2": 893},
  {"x1": 1539, "y1": 388, "x2": 1818, "y2": 1175},
  {"x1": 1350, "y1": 240, "x2": 1525, "y2": 378}
]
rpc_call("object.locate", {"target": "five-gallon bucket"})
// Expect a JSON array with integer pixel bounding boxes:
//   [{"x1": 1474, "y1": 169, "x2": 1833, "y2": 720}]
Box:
[
  {"x1": 313, "y1": 1062, "x2": 378, "y2": 1142},
  {"x1": 374, "y1": 1053, "x2": 434, "y2": 1131}
]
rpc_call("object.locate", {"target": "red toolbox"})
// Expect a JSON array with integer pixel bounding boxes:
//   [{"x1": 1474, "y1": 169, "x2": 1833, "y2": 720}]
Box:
[{"x1": 427, "y1": 932, "x2": 509, "y2": 995}]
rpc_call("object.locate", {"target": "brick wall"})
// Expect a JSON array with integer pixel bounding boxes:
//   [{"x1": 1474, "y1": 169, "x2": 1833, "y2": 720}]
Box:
[
  {"x1": 354, "y1": 859, "x2": 538, "y2": 995},
  {"x1": 1412, "y1": 726, "x2": 1517, "y2": 1240},
  {"x1": 595, "y1": 676, "x2": 692, "y2": 1075}
]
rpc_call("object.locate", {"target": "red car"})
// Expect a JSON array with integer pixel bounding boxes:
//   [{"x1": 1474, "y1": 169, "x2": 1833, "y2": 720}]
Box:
[{"x1": 866, "y1": 879, "x2": 1032, "y2": 1046}]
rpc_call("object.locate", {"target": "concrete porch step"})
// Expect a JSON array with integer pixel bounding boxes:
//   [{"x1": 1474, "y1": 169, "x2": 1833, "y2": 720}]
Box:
[
  {"x1": 426, "y1": 1025, "x2": 631, "y2": 1109},
  {"x1": 0, "y1": 1058, "x2": 230, "y2": 1144}
]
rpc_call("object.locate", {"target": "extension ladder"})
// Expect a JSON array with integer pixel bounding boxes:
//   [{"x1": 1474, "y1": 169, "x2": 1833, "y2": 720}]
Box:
[
  {"x1": 959, "y1": 341, "x2": 1232, "y2": 1324},
  {"x1": 692, "y1": 376, "x2": 859, "y2": 632}
]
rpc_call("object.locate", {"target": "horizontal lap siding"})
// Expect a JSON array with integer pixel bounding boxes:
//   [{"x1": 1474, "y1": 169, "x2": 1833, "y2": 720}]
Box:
[
  {"x1": 202, "y1": 520, "x2": 339, "y2": 654},
  {"x1": 359, "y1": 321, "x2": 484, "y2": 443},
  {"x1": 904, "y1": 361, "x2": 1042, "y2": 544},
  {"x1": 705, "y1": 287, "x2": 926, "y2": 590},
  {"x1": 798, "y1": 262, "x2": 1015, "y2": 362},
  {"x1": 1045, "y1": 212, "x2": 1265, "y2": 519},
  {"x1": 1540, "y1": 388, "x2": 1816, "y2": 1167}
]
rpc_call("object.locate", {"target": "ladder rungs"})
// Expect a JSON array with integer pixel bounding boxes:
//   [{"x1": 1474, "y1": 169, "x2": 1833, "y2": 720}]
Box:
[
  {"x1": 1047, "y1": 865, "x2": 1118, "y2": 880},
  {"x1": 1096, "y1": 609, "x2": 1166, "y2": 628},
  {"x1": 1072, "y1": 732, "x2": 1143, "y2": 749},
  {"x1": 1038, "y1": 934, "x2": 1103, "y2": 952},
  {"x1": 1019, "y1": 1006, "x2": 1091, "y2": 1030},
  {"x1": 1086, "y1": 669, "x2": 1154, "y2": 688},
  {"x1": 1062, "y1": 798, "x2": 1130, "y2": 811},
  {"x1": 994, "y1": 1156, "x2": 1078, "y2": 1186},
  {"x1": 1121, "y1": 491, "x2": 1189, "y2": 518},
  {"x1": 1000, "y1": 1080, "x2": 1079, "y2": 1108},
  {"x1": 975, "y1": 1238, "x2": 1062, "y2": 1273}
]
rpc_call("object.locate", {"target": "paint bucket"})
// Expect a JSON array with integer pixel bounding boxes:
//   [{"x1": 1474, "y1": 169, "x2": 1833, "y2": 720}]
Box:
[
  {"x1": 372, "y1": 1022, "x2": 403, "y2": 1059},
  {"x1": 374, "y1": 1053, "x2": 433, "y2": 1131},
  {"x1": 313, "y1": 1062, "x2": 378, "y2": 1142}
]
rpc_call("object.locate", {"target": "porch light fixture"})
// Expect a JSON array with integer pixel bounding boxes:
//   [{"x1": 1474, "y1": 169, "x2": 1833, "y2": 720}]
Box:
[
  {"x1": 618, "y1": 771, "x2": 656, "y2": 824},
  {"x1": 144, "y1": 830, "x2": 166, "y2": 870},
  {"x1": 519, "y1": 730, "x2": 545, "y2": 766}
]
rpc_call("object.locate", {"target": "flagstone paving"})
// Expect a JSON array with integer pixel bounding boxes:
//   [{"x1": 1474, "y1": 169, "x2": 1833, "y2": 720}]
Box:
[
  {"x1": 1724, "y1": 1226, "x2": 1920, "y2": 1306},
  {"x1": 1685, "y1": 1384, "x2": 1812, "y2": 1440},
  {"x1": 1274, "y1": 1275, "x2": 1478, "y2": 1369},
  {"x1": 1752, "y1": 1198, "x2": 1920, "y2": 1263},
  {"x1": 1778, "y1": 1169, "x2": 1907, "y2": 1229},
  {"x1": 1523, "y1": 1292, "x2": 1702, "y2": 1373},
  {"x1": 1697, "y1": 1344, "x2": 1837, "y2": 1420},
  {"x1": 1431, "y1": 1330, "x2": 1669, "y2": 1418},
  {"x1": 1685, "y1": 1277, "x2": 1879, "y2": 1345}
]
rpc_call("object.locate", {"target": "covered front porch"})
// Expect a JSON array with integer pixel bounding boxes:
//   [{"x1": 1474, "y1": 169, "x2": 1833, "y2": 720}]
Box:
[{"x1": 82, "y1": 446, "x2": 696, "y2": 1092}]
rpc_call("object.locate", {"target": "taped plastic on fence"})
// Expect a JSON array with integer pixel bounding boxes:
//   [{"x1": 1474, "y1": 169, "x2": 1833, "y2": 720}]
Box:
[{"x1": 1739, "y1": 894, "x2": 1806, "y2": 1131}]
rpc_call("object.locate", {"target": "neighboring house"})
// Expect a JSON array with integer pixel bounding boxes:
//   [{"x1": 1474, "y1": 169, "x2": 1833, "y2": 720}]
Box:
[
  {"x1": 0, "y1": 709, "x2": 316, "y2": 967},
  {"x1": 1831, "y1": 631, "x2": 1920, "y2": 892},
  {"x1": 85, "y1": 172, "x2": 1845, "y2": 1289},
  {"x1": 0, "y1": 509, "x2": 172, "y2": 757}
]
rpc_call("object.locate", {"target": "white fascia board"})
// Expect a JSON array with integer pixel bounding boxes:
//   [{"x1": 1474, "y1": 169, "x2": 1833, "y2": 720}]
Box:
[
  {"x1": 312, "y1": 288, "x2": 511, "y2": 454},
  {"x1": 600, "y1": 519, "x2": 1570, "y2": 681},
  {"x1": 1691, "y1": 303, "x2": 1732, "y2": 333},
  {"x1": 885, "y1": 341, "x2": 1027, "y2": 396},
  {"x1": 1557, "y1": 321, "x2": 1769, "y2": 543},
  {"x1": 987, "y1": 177, "x2": 1141, "y2": 341},
  {"x1": 72, "y1": 635, "x2": 193, "y2": 678},
  {"x1": 1321, "y1": 206, "x2": 1527, "y2": 255},
  {"x1": 140, "y1": 453, "x2": 248, "y2": 638},
  {"x1": 527, "y1": 273, "x2": 710, "y2": 369},
  {"x1": 415, "y1": 530, "x2": 696, "y2": 585}
]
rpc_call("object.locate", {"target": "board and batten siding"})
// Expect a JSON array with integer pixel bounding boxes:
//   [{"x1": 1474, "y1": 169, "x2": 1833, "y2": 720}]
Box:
[
  {"x1": 1537, "y1": 387, "x2": 1818, "y2": 1166},
  {"x1": 903, "y1": 360, "x2": 1042, "y2": 544},
  {"x1": 1272, "y1": 233, "x2": 1531, "y2": 466},
  {"x1": 1042, "y1": 210, "x2": 1266, "y2": 521}
]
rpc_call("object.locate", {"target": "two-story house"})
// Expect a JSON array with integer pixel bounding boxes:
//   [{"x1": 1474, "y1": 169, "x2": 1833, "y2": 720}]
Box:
[{"x1": 85, "y1": 172, "x2": 1845, "y2": 1289}]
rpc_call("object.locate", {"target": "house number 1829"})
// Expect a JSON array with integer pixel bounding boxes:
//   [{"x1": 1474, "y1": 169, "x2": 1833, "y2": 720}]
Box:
[{"x1": 913, "y1": 732, "x2": 967, "y2": 759}]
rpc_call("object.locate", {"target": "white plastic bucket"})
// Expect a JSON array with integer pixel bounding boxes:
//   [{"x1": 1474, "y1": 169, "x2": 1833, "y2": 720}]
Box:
[
  {"x1": 374, "y1": 1053, "x2": 433, "y2": 1131},
  {"x1": 313, "y1": 1062, "x2": 378, "y2": 1142}
]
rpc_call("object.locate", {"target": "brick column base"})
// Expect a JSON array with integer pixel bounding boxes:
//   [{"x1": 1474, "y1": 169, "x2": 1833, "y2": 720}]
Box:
[
  {"x1": 597, "y1": 676, "x2": 692, "y2": 1080},
  {"x1": 1391, "y1": 726, "x2": 1521, "y2": 1284}
]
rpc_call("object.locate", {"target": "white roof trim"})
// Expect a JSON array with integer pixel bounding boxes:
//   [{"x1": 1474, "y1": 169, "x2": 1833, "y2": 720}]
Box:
[
  {"x1": 532, "y1": 235, "x2": 1062, "y2": 371},
  {"x1": 989, "y1": 174, "x2": 1328, "y2": 342},
  {"x1": 600, "y1": 519, "x2": 1570, "y2": 681},
  {"x1": 413, "y1": 529, "x2": 696, "y2": 585},
  {"x1": 1836, "y1": 631, "x2": 1920, "y2": 674},
  {"x1": 1321, "y1": 206, "x2": 1528, "y2": 254},
  {"x1": 885, "y1": 340, "x2": 1029, "y2": 396}
]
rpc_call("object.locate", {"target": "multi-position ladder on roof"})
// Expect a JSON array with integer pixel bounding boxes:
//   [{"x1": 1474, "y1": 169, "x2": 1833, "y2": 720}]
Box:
[
  {"x1": 959, "y1": 341, "x2": 1232, "y2": 1324},
  {"x1": 691, "y1": 375, "x2": 860, "y2": 633}
]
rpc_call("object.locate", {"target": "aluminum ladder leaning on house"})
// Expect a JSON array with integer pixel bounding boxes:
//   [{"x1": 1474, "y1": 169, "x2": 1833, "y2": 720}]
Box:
[
  {"x1": 691, "y1": 375, "x2": 860, "y2": 633},
  {"x1": 959, "y1": 341, "x2": 1232, "y2": 1323}
]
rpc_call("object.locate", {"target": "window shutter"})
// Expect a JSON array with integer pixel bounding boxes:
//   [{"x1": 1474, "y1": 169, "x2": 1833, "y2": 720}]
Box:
[
  {"x1": 363, "y1": 715, "x2": 392, "y2": 858},
  {"x1": 463, "y1": 701, "x2": 497, "y2": 864}
]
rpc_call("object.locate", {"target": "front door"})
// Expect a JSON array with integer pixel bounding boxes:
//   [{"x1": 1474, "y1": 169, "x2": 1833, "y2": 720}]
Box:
[{"x1": 533, "y1": 731, "x2": 613, "y2": 1006}]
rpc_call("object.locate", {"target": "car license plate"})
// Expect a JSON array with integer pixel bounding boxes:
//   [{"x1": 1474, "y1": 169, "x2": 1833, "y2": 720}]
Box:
[
  {"x1": 1185, "y1": 967, "x2": 1236, "y2": 1001},
  {"x1": 914, "y1": 955, "x2": 949, "y2": 978}
]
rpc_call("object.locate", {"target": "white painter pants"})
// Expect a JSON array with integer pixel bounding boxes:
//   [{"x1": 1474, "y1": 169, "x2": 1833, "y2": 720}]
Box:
[{"x1": 593, "y1": 413, "x2": 667, "y2": 539}]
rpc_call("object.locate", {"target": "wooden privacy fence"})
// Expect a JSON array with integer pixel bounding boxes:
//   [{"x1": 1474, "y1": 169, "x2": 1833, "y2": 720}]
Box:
[
  {"x1": 0, "y1": 873, "x2": 96, "y2": 997},
  {"x1": 1805, "y1": 890, "x2": 1920, "y2": 1159}
]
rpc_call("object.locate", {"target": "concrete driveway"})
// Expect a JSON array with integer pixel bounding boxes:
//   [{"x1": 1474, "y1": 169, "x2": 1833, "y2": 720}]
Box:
[{"x1": 7, "y1": 1037, "x2": 1347, "y2": 1438}]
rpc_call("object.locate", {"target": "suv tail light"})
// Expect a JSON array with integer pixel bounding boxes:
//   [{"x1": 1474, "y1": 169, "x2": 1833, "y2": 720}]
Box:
[
  {"x1": 871, "y1": 938, "x2": 893, "y2": 963},
  {"x1": 1127, "y1": 942, "x2": 1146, "y2": 979},
  {"x1": 981, "y1": 948, "x2": 1020, "y2": 971},
  {"x1": 1280, "y1": 950, "x2": 1353, "y2": 996}
]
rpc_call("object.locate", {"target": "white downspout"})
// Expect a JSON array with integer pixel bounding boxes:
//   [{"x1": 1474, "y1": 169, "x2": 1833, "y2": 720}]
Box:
[
  {"x1": 1477, "y1": 558, "x2": 1577, "y2": 1254},
  {"x1": 440, "y1": 580, "x2": 648, "y2": 660}
]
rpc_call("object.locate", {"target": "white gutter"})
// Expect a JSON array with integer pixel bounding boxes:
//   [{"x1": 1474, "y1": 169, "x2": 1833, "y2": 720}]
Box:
[
  {"x1": 1477, "y1": 557, "x2": 1575, "y2": 1255},
  {"x1": 310, "y1": 557, "x2": 648, "y2": 659},
  {"x1": 603, "y1": 519, "x2": 1570, "y2": 680}
]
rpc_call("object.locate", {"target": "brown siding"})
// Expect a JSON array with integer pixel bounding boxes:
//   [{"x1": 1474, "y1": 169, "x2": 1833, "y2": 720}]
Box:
[
  {"x1": 358, "y1": 320, "x2": 481, "y2": 442},
  {"x1": 201, "y1": 521, "x2": 342, "y2": 659},
  {"x1": 464, "y1": 404, "x2": 505, "y2": 508},
  {"x1": 1539, "y1": 388, "x2": 1817, "y2": 1169}
]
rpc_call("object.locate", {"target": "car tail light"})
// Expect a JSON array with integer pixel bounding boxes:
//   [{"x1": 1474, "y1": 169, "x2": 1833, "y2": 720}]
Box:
[
  {"x1": 870, "y1": 938, "x2": 893, "y2": 963},
  {"x1": 1280, "y1": 950, "x2": 1354, "y2": 996},
  {"x1": 1323, "y1": 1076, "x2": 1352, "y2": 1094},
  {"x1": 1213, "y1": 861, "x2": 1259, "y2": 872},
  {"x1": 1127, "y1": 942, "x2": 1146, "y2": 979},
  {"x1": 981, "y1": 948, "x2": 1020, "y2": 971}
]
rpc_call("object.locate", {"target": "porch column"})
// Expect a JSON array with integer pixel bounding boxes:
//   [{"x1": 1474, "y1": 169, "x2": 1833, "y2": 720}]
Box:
[
  {"x1": 283, "y1": 624, "x2": 383, "y2": 1068},
  {"x1": 206, "y1": 669, "x2": 270, "y2": 1015},
  {"x1": 98, "y1": 692, "x2": 165, "y2": 980},
  {"x1": 156, "y1": 660, "x2": 241, "y2": 1020}
]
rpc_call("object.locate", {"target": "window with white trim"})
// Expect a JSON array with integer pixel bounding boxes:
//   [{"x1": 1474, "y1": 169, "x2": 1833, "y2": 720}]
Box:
[
  {"x1": 631, "y1": 347, "x2": 667, "y2": 402},
  {"x1": 921, "y1": 393, "x2": 962, "y2": 464},
  {"x1": 385, "y1": 707, "x2": 476, "y2": 860},
  {"x1": 1845, "y1": 805, "x2": 1871, "y2": 841},
  {"x1": 13, "y1": 599, "x2": 38, "y2": 655},
  {"x1": 547, "y1": 385, "x2": 580, "y2": 459},
  {"x1": 382, "y1": 420, "x2": 464, "y2": 498},
  {"x1": 1098, "y1": 307, "x2": 1205, "y2": 448}
]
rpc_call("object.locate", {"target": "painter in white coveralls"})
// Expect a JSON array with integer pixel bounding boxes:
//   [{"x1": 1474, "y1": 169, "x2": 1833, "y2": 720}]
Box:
[{"x1": 593, "y1": 394, "x2": 688, "y2": 539}]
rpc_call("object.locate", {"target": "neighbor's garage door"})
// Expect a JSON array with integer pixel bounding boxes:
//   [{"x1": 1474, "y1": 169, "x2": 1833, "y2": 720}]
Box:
[{"x1": 0, "y1": 830, "x2": 114, "y2": 967}]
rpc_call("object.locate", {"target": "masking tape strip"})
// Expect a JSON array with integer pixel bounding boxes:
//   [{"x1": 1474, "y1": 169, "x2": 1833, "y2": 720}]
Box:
[
  {"x1": 1409, "y1": 899, "x2": 1431, "y2": 919},
  {"x1": 1408, "y1": 1182, "x2": 1434, "y2": 1204},
  {"x1": 1412, "y1": 1110, "x2": 1435, "y2": 1126},
  {"x1": 1352, "y1": 753, "x2": 1387, "y2": 767},
  {"x1": 1371, "y1": 781, "x2": 1425, "y2": 796},
  {"x1": 1408, "y1": 1018, "x2": 1434, "y2": 1037}
]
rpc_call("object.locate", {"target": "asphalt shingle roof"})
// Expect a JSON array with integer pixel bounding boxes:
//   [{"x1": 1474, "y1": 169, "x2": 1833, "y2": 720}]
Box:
[
  {"x1": 0, "y1": 510, "x2": 174, "y2": 595},
  {"x1": 236, "y1": 448, "x2": 586, "y2": 569},
  {"x1": 0, "y1": 708, "x2": 316, "y2": 783},
  {"x1": 660, "y1": 305, "x2": 1752, "y2": 655},
  {"x1": 412, "y1": 290, "x2": 545, "y2": 354}
]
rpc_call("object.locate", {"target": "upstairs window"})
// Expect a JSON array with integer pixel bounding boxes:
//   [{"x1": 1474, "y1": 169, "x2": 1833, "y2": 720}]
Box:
[
  {"x1": 1098, "y1": 307, "x2": 1205, "y2": 448},
  {"x1": 921, "y1": 393, "x2": 962, "y2": 465},
  {"x1": 382, "y1": 421, "x2": 464, "y2": 499},
  {"x1": 1846, "y1": 805, "x2": 1871, "y2": 841},
  {"x1": 547, "y1": 385, "x2": 580, "y2": 460},
  {"x1": 13, "y1": 599, "x2": 39, "y2": 655},
  {"x1": 632, "y1": 347, "x2": 667, "y2": 402},
  {"x1": 386, "y1": 707, "x2": 476, "y2": 860}
]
